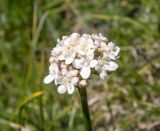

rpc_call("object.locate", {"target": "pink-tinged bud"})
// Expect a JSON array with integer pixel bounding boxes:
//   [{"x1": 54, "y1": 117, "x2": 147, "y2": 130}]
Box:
[
  {"x1": 52, "y1": 46, "x2": 62, "y2": 55},
  {"x1": 61, "y1": 62, "x2": 67, "y2": 69},
  {"x1": 49, "y1": 57, "x2": 55, "y2": 63},
  {"x1": 71, "y1": 77, "x2": 79, "y2": 84},
  {"x1": 79, "y1": 80, "x2": 87, "y2": 86},
  {"x1": 61, "y1": 68, "x2": 68, "y2": 75},
  {"x1": 69, "y1": 66, "x2": 73, "y2": 70},
  {"x1": 70, "y1": 69, "x2": 79, "y2": 76},
  {"x1": 100, "y1": 42, "x2": 108, "y2": 50}
]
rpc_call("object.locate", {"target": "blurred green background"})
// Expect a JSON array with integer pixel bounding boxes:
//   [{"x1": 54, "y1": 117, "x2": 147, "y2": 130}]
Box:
[{"x1": 0, "y1": 0, "x2": 160, "y2": 130}]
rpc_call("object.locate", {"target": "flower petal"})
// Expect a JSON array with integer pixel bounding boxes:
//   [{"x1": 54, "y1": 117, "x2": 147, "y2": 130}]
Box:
[
  {"x1": 100, "y1": 42, "x2": 108, "y2": 49},
  {"x1": 104, "y1": 61, "x2": 118, "y2": 71},
  {"x1": 70, "y1": 32, "x2": 80, "y2": 40},
  {"x1": 87, "y1": 50, "x2": 94, "y2": 60},
  {"x1": 61, "y1": 68, "x2": 68, "y2": 75},
  {"x1": 87, "y1": 39, "x2": 94, "y2": 48},
  {"x1": 71, "y1": 77, "x2": 79, "y2": 84},
  {"x1": 43, "y1": 74, "x2": 54, "y2": 84},
  {"x1": 108, "y1": 54, "x2": 116, "y2": 60},
  {"x1": 52, "y1": 46, "x2": 62, "y2": 55},
  {"x1": 61, "y1": 62, "x2": 67, "y2": 69},
  {"x1": 114, "y1": 47, "x2": 120, "y2": 56},
  {"x1": 89, "y1": 59, "x2": 98, "y2": 68},
  {"x1": 100, "y1": 71, "x2": 107, "y2": 79},
  {"x1": 67, "y1": 85, "x2": 75, "y2": 94},
  {"x1": 70, "y1": 70, "x2": 78, "y2": 76},
  {"x1": 58, "y1": 55, "x2": 65, "y2": 60},
  {"x1": 108, "y1": 42, "x2": 114, "y2": 47},
  {"x1": 80, "y1": 67, "x2": 91, "y2": 79},
  {"x1": 73, "y1": 59, "x2": 83, "y2": 69},
  {"x1": 65, "y1": 57, "x2": 73, "y2": 65},
  {"x1": 49, "y1": 63, "x2": 59, "y2": 72},
  {"x1": 57, "y1": 85, "x2": 67, "y2": 94}
]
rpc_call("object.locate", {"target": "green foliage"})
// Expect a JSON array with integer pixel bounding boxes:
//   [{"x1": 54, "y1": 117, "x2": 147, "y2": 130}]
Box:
[{"x1": 0, "y1": 0, "x2": 160, "y2": 130}]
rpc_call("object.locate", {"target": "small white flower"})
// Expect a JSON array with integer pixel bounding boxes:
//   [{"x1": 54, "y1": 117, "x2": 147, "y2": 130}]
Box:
[
  {"x1": 73, "y1": 58, "x2": 98, "y2": 79},
  {"x1": 52, "y1": 46, "x2": 62, "y2": 56},
  {"x1": 104, "y1": 42, "x2": 120, "y2": 60},
  {"x1": 95, "y1": 59, "x2": 118, "y2": 79},
  {"x1": 92, "y1": 33, "x2": 107, "y2": 41},
  {"x1": 103, "y1": 61, "x2": 118, "y2": 71},
  {"x1": 80, "y1": 59, "x2": 98, "y2": 79},
  {"x1": 56, "y1": 69, "x2": 79, "y2": 94},
  {"x1": 58, "y1": 48, "x2": 76, "y2": 64},
  {"x1": 44, "y1": 63, "x2": 59, "y2": 84},
  {"x1": 77, "y1": 35, "x2": 95, "y2": 56},
  {"x1": 44, "y1": 33, "x2": 120, "y2": 94}
]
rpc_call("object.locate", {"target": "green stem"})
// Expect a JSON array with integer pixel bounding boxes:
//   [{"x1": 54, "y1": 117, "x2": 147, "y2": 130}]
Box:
[{"x1": 78, "y1": 87, "x2": 92, "y2": 131}]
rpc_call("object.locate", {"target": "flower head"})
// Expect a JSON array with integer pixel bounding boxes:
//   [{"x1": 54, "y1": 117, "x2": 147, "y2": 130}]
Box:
[{"x1": 44, "y1": 33, "x2": 120, "y2": 94}]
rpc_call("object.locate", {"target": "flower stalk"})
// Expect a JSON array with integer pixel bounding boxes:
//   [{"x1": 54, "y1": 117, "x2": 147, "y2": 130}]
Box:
[{"x1": 78, "y1": 87, "x2": 92, "y2": 131}]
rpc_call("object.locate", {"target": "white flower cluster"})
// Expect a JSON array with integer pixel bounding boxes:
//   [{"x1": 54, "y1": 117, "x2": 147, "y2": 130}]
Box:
[{"x1": 44, "y1": 33, "x2": 120, "y2": 94}]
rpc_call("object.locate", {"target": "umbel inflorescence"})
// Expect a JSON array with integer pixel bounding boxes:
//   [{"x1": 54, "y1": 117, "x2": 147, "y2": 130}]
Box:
[{"x1": 44, "y1": 33, "x2": 120, "y2": 94}]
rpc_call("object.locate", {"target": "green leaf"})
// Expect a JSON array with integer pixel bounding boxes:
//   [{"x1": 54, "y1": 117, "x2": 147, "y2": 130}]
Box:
[{"x1": 16, "y1": 91, "x2": 44, "y2": 110}]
